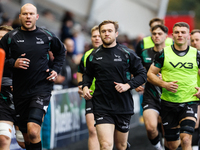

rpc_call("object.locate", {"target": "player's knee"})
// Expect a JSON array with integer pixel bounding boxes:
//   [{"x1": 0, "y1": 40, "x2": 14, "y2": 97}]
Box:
[
  {"x1": 0, "y1": 123, "x2": 12, "y2": 140},
  {"x1": 145, "y1": 123, "x2": 157, "y2": 134},
  {"x1": 0, "y1": 135, "x2": 10, "y2": 147},
  {"x1": 115, "y1": 142, "x2": 127, "y2": 150},
  {"x1": 88, "y1": 126, "x2": 97, "y2": 137},
  {"x1": 100, "y1": 140, "x2": 113, "y2": 149},
  {"x1": 27, "y1": 124, "x2": 41, "y2": 141},
  {"x1": 166, "y1": 142, "x2": 178, "y2": 150},
  {"x1": 180, "y1": 119, "x2": 195, "y2": 135},
  {"x1": 180, "y1": 134, "x2": 191, "y2": 147}
]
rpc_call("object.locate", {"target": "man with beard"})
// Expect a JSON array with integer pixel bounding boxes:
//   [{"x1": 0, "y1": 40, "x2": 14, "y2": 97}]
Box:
[
  {"x1": 77, "y1": 25, "x2": 102, "y2": 150},
  {"x1": 83, "y1": 20, "x2": 147, "y2": 150},
  {"x1": 0, "y1": 25, "x2": 25, "y2": 150},
  {"x1": 147, "y1": 22, "x2": 200, "y2": 150},
  {"x1": 137, "y1": 25, "x2": 168, "y2": 150},
  {"x1": 0, "y1": 3, "x2": 65, "y2": 150}
]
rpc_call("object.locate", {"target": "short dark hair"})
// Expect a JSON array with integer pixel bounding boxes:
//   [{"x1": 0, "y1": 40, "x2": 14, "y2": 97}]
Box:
[
  {"x1": 99, "y1": 20, "x2": 119, "y2": 32},
  {"x1": 173, "y1": 22, "x2": 190, "y2": 30},
  {"x1": 149, "y1": 17, "x2": 164, "y2": 27},
  {"x1": 151, "y1": 25, "x2": 168, "y2": 34},
  {"x1": 0, "y1": 25, "x2": 13, "y2": 32},
  {"x1": 191, "y1": 29, "x2": 200, "y2": 35}
]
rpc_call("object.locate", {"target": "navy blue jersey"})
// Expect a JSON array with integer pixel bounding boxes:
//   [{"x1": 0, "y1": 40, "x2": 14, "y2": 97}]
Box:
[
  {"x1": 0, "y1": 27, "x2": 66, "y2": 98},
  {"x1": 83, "y1": 43, "x2": 147, "y2": 114}
]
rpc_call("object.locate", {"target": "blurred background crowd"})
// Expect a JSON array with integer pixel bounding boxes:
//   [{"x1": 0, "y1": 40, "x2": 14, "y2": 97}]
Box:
[{"x1": 0, "y1": 0, "x2": 200, "y2": 89}]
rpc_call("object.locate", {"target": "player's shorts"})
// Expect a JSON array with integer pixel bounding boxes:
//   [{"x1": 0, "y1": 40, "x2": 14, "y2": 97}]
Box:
[
  {"x1": 94, "y1": 113, "x2": 132, "y2": 133},
  {"x1": 14, "y1": 94, "x2": 51, "y2": 133},
  {"x1": 161, "y1": 100, "x2": 198, "y2": 130},
  {"x1": 85, "y1": 99, "x2": 93, "y2": 115},
  {"x1": 0, "y1": 99, "x2": 17, "y2": 124},
  {"x1": 142, "y1": 98, "x2": 161, "y2": 114}
]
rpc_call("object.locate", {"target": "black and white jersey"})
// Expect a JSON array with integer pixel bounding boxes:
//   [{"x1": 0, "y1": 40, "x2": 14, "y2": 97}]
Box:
[
  {"x1": 0, "y1": 27, "x2": 66, "y2": 98},
  {"x1": 83, "y1": 43, "x2": 147, "y2": 114}
]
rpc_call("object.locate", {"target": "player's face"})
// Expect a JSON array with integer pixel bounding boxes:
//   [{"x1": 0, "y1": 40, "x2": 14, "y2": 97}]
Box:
[
  {"x1": 172, "y1": 26, "x2": 190, "y2": 47},
  {"x1": 191, "y1": 32, "x2": 200, "y2": 50},
  {"x1": 100, "y1": 23, "x2": 118, "y2": 48},
  {"x1": 19, "y1": 4, "x2": 39, "y2": 31},
  {"x1": 0, "y1": 30, "x2": 8, "y2": 40},
  {"x1": 91, "y1": 30, "x2": 102, "y2": 49},
  {"x1": 152, "y1": 28, "x2": 167, "y2": 46}
]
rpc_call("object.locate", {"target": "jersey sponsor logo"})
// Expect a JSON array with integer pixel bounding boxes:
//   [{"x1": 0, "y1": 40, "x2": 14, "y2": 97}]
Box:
[
  {"x1": 96, "y1": 117, "x2": 103, "y2": 120},
  {"x1": 86, "y1": 108, "x2": 91, "y2": 111},
  {"x1": 36, "y1": 37, "x2": 44, "y2": 44},
  {"x1": 96, "y1": 57, "x2": 103, "y2": 60},
  {"x1": 145, "y1": 58, "x2": 151, "y2": 60},
  {"x1": 36, "y1": 98, "x2": 43, "y2": 105},
  {"x1": 143, "y1": 104, "x2": 148, "y2": 109},
  {"x1": 169, "y1": 62, "x2": 193, "y2": 69},
  {"x1": 186, "y1": 106, "x2": 194, "y2": 114},
  {"x1": 163, "y1": 122, "x2": 168, "y2": 126},
  {"x1": 17, "y1": 40, "x2": 24, "y2": 43},
  {"x1": 114, "y1": 54, "x2": 122, "y2": 61},
  {"x1": 122, "y1": 121, "x2": 129, "y2": 129}
]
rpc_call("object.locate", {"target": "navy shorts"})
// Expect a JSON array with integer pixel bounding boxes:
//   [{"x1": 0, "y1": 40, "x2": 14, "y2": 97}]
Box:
[
  {"x1": 85, "y1": 99, "x2": 93, "y2": 115},
  {"x1": 142, "y1": 98, "x2": 161, "y2": 114},
  {"x1": 0, "y1": 99, "x2": 17, "y2": 125},
  {"x1": 14, "y1": 94, "x2": 51, "y2": 133},
  {"x1": 94, "y1": 113, "x2": 132, "y2": 133},
  {"x1": 161, "y1": 100, "x2": 198, "y2": 130}
]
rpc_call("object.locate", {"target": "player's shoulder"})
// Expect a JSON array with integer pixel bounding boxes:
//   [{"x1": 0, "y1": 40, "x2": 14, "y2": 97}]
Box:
[{"x1": 37, "y1": 27, "x2": 55, "y2": 38}]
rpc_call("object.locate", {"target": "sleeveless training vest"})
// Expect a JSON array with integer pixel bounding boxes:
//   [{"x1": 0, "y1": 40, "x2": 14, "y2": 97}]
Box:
[
  {"x1": 84, "y1": 48, "x2": 96, "y2": 95},
  {"x1": 161, "y1": 46, "x2": 199, "y2": 103},
  {"x1": 143, "y1": 36, "x2": 173, "y2": 49}
]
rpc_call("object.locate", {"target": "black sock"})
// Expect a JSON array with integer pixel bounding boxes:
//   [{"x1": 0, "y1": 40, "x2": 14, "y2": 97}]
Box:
[
  {"x1": 149, "y1": 134, "x2": 160, "y2": 145},
  {"x1": 30, "y1": 141, "x2": 42, "y2": 150},
  {"x1": 25, "y1": 143, "x2": 30, "y2": 150}
]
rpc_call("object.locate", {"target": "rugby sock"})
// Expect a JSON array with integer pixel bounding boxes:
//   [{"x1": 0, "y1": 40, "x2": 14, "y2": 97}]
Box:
[
  {"x1": 149, "y1": 134, "x2": 162, "y2": 150},
  {"x1": 30, "y1": 141, "x2": 42, "y2": 150}
]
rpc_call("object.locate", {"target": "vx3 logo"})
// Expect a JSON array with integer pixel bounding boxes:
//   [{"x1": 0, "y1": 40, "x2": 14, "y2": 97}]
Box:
[{"x1": 169, "y1": 62, "x2": 193, "y2": 69}]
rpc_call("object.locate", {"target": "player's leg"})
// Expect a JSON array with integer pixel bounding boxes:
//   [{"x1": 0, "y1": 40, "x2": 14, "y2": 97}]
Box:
[
  {"x1": 143, "y1": 109, "x2": 162, "y2": 150},
  {"x1": 0, "y1": 121, "x2": 13, "y2": 150},
  {"x1": 86, "y1": 113, "x2": 100, "y2": 150},
  {"x1": 85, "y1": 99, "x2": 100, "y2": 150},
  {"x1": 96, "y1": 124, "x2": 115, "y2": 150}
]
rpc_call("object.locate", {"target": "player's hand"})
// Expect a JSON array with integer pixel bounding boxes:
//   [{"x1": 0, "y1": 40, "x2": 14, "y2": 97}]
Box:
[
  {"x1": 193, "y1": 87, "x2": 200, "y2": 98},
  {"x1": 114, "y1": 82, "x2": 131, "y2": 93},
  {"x1": 46, "y1": 69, "x2": 57, "y2": 82},
  {"x1": 158, "y1": 73, "x2": 162, "y2": 80},
  {"x1": 78, "y1": 85, "x2": 83, "y2": 99},
  {"x1": 164, "y1": 81, "x2": 178, "y2": 93},
  {"x1": 14, "y1": 53, "x2": 30, "y2": 69},
  {"x1": 83, "y1": 86, "x2": 93, "y2": 100},
  {"x1": 135, "y1": 85, "x2": 144, "y2": 93}
]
